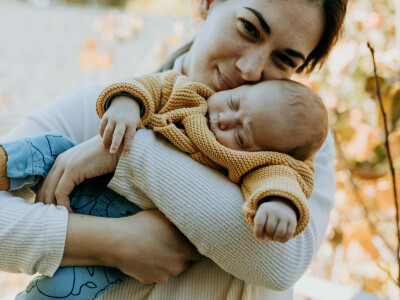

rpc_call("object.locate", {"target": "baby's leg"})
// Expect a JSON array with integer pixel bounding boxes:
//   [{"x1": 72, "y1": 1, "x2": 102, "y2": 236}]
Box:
[
  {"x1": 16, "y1": 174, "x2": 143, "y2": 300},
  {"x1": 2, "y1": 134, "x2": 143, "y2": 299},
  {"x1": 1, "y1": 133, "x2": 75, "y2": 191}
]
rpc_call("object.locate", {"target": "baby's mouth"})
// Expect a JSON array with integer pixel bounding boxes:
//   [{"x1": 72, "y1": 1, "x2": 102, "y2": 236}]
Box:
[{"x1": 206, "y1": 112, "x2": 219, "y2": 137}]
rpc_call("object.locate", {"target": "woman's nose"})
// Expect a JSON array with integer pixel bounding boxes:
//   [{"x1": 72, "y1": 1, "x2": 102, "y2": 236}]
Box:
[{"x1": 235, "y1": 51, "x2": 267, "y2": 83}]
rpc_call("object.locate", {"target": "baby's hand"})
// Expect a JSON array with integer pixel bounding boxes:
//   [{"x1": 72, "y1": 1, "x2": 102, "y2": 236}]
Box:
[
  {"x1": 253, "y1": 198, "x2": 297, "y2": 243},
  {"x1": 99, "y1": 96, "x2": 141, "y2": 154}
]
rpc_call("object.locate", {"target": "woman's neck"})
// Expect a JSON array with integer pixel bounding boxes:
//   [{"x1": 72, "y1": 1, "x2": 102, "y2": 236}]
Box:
[{"x1": 180, "y1": 51, "x2": 190, "y2": 76}]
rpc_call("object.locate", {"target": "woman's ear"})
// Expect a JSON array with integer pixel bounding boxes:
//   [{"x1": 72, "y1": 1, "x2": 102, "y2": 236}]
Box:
[{"x1": 199, "y1": 0, "x2": 215, "y2": 20}]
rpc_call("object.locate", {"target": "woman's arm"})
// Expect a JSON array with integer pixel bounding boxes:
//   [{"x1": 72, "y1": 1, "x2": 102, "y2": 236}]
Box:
[
  {"x1": 109, "y1": 128, "x2": 336, "y2": 290},
  {"x1": 0, "y1": 86, "x2": 102, "y2": 276},
  {"x1": 0, "y1": 190, "x2": 67, "y2": 276},
  {"x1": 63, "y1": 210, "x2": 200, "y2": 284},
  {"x1": 0, "y1": 86, "x2": 199, "y2": 280}
]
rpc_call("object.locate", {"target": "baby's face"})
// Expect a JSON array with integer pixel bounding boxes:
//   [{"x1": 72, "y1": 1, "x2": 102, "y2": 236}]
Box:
[{"x1": 207, "y1": 81, "x2": 292, "y2": 152}]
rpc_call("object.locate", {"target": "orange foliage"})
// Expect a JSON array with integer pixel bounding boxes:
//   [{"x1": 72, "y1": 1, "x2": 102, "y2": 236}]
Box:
[
  {"x1": 0, "y1": 94, "x2": 12, "y2": 107},
  {"x1": 79, "y1": 38, "x2": 113, "y2": 70}
]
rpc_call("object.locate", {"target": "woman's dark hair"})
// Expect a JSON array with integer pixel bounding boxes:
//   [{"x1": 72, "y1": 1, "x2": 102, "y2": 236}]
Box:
[
  {"x1": 157, "y1": 40, "x2": 193, "y2": 72},
  {"x1": 159, "y1": 0, "x2": 348, "y2": 73},
  {"x1": 298, "y1": 0, "x2": 348, "y2": 73}
]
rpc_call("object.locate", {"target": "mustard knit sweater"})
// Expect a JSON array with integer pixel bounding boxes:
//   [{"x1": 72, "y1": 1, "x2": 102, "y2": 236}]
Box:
[{"x1": 96, "y1": 71, "x2": 315, "y2": 237}]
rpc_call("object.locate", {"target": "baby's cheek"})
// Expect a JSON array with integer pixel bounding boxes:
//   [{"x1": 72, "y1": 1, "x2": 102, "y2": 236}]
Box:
[
  {"x1": 213, "y1": 132, "x2": 226, "y2": 146},
  {"x1": 215, "y1": 131, "x2": 238, "y2": 150}
]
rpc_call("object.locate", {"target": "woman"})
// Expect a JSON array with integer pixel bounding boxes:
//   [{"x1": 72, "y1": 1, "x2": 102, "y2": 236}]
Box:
[{"x1": 0, "y1": 0, "x2": 347, "y2": 299}]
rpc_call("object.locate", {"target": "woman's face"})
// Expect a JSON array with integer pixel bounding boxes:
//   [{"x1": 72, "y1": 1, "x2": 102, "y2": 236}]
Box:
[{"x1": 183, "y1": 0, "x2": 324, "y2": 92}]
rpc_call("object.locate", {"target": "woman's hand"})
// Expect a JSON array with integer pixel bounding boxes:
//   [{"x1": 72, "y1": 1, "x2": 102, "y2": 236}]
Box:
[
  {"x1": 107, "y1": 210, "x2": 202, "y2": 283},
  {"x1": 35, "y1": 135, "x2": 121, "y2": 211},
  {"x1": 61, "y1": 210, "x2": 201, "y2": 284}
]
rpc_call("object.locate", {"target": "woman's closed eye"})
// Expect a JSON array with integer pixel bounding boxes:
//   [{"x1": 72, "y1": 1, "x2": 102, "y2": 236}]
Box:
[{"x1": 239, "y1": 19, "x2": 260, "y2": 39}]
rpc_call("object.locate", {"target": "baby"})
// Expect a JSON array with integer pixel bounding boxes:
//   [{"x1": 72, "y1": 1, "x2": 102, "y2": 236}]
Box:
[
  {"x1": 0, "y1": 71, "x2": 327, "y2": 299},
  {"x1": 0, "y1": 72, "x2": 326, "y2": 245},
  {"x1": 96, "y1": 70, "x2": 328, "y2": 242}
]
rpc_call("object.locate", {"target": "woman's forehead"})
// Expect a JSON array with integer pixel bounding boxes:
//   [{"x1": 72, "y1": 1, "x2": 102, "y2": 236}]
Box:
[{"x1": 239, "y1": 0, "x2": 323, "y2": 46}]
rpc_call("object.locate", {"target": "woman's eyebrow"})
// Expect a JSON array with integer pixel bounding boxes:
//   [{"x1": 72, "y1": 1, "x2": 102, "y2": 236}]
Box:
[
  {"x1": 244, "y1": 7, "x2": 306, "y2": 62},
  {"x1": 244, "y1": 7, "x2": 271, "y2": 35}
]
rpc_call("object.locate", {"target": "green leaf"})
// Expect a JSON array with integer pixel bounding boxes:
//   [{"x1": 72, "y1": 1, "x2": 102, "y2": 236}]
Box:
[
  {"x1": 391, "y1": 89, "x2": 400, "y2": 129},
  {"x1": 374, "y1": 144, "x2": 387, "y2": 163}
]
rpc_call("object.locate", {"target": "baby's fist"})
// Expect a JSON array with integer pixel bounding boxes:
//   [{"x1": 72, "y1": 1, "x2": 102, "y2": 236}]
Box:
[{"x1": 253, "y1": 198, "x2": 297, "y2": 243}]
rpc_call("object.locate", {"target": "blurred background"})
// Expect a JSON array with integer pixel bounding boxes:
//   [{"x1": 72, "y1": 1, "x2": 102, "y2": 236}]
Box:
[{"x1": 0, "y1": 0, "x2": 399, "y2": 299}]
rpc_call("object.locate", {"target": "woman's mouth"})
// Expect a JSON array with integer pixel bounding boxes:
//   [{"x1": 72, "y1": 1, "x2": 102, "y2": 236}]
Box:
[{"x1": 216, "y1": 69, "x2": 237, "y2": 91}]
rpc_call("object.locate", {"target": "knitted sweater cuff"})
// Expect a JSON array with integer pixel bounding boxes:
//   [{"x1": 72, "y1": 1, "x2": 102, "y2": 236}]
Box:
[
  {"x1": 242, "y1": 175, "x2": 310, "y2": 238},
  {"x1": 104, "y1": 92, "x2": 146, "y2": 117},
  {"x1": 0, "y1": 146, "x2": 10, "y2": 190},
  {"x1": 96, "y1": 82, "x2": 155, "y2": 127}
]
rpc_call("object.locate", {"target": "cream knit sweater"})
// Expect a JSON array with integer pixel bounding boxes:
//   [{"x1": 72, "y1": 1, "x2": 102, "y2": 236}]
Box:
[
  {"x1": 95, "y1": 71, "x2": 315, "y2": 237},
  {"x1": 0, "y1": 59, "x2": 336, "y2": 299}
]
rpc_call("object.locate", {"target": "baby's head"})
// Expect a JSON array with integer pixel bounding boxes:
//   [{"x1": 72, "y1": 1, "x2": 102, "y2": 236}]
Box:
[{"x1": 207, "y1": 79, "x2": 328, "y2": 161}]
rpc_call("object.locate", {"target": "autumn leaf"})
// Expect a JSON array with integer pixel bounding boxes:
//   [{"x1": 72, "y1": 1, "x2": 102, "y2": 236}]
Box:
[{"x1": 343, "y1": 221, "x2": 380, "y2": 260}]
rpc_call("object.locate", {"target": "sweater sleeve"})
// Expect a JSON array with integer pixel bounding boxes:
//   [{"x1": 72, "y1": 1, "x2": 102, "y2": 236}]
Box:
[
  {"x1": 108, "y1": 128, "x2": 336, "y2": 290},
  {"x1": 96, "y1": 71, "x2": 186, "y2": 127},
  {"x1": 0, "y1": 85, "x2": 102, "y2": 276},
  {"x1": 241, "y1": 157, "x2": 315, "y2": 238}
]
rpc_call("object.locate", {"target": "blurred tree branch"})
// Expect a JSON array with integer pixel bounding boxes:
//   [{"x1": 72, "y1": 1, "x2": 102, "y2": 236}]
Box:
[
  {"x1": 367, "y1": 42, "x2": 400, "y2": 287},
  {"x1": 378, "y1": 262, "x2": 399, "y2": 286}
]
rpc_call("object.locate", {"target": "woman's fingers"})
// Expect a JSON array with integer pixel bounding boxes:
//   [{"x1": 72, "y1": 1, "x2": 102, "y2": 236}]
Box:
[
  {"x1": 108, "y1": 210, "x2": 201, "y2": 283},
  {"x1": 35, "y1": 162, "x2": 62, "y2": 205},
  {"x1": 35, "y1": 158, "x2": 73, "y2": 212},
  {"x1": 36, "y1": 136, "x2": 120, "y2": 211},
  {"x1": 54, "y1": 172, "x2": 78, "y2": 212}
]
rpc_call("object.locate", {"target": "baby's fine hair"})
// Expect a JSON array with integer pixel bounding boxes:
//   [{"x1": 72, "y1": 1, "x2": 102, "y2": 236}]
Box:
[{"x1": 278, "y1": 80, "x2": 328, "y2": 161}]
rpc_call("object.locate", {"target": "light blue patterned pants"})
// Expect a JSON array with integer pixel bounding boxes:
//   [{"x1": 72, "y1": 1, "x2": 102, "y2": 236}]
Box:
[{"x1": 2, "y1": 133, "x2": 142, "y2": 300}]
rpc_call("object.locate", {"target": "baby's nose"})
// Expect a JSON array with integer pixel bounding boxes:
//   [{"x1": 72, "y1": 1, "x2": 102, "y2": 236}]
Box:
[{"x1": 219, "y1": 113, "x2": 233, "y2": 130}]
